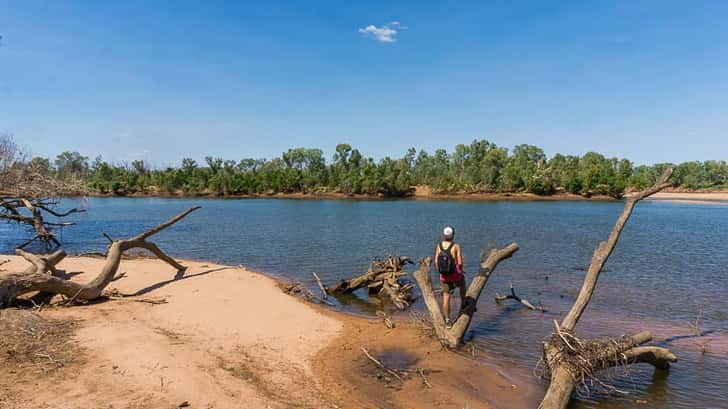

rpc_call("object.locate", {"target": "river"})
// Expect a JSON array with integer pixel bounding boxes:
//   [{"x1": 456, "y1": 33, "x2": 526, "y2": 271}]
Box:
[{"x1": 2, "y1": 197, "x2": 726, "y2": 408}]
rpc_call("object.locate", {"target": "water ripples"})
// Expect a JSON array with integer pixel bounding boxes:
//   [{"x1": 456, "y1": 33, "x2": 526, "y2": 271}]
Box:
[{"x1": 1, "y1": 197, "x2": 727, "y2": 408}]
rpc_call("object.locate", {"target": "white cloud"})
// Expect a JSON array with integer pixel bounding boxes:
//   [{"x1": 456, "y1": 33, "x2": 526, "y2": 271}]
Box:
[{"x1": 358, "y1": 22, "x2": 406, "y2": 43}]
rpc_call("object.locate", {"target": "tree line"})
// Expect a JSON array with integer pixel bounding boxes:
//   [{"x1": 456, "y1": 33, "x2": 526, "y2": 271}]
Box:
[{"x1": 3, "y1": 135, "x2": 727, "y2": 198}]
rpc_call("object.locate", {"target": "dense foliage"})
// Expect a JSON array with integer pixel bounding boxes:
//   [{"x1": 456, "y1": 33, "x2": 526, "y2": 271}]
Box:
[{"x1": 5, "y1": 136, "x2": 728, "y2": 198}]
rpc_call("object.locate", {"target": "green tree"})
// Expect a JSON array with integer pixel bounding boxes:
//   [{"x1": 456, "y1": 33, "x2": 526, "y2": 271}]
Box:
[{"x1": 55, "y1": 151, "x2": 89, "y2": 178}]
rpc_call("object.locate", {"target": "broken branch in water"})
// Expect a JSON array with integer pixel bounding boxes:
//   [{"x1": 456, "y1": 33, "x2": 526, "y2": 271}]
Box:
[
  {"x1": 495, "y1": 282, "x2": 547, "y2": 312},
  {"x1": 312, "y1": 271, "x2": 328, "y2": 300}
]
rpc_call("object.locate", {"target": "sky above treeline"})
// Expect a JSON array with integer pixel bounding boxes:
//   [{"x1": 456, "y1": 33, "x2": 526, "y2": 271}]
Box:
[{"x1": 1, "y1": 0, "x2": 726, "y2": 167}]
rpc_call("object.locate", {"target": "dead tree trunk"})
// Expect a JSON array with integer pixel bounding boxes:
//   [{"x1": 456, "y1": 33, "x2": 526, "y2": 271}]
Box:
[
  {"x1": 0, "y1": 206, "x2": 200, "y2": 307},
  {"x1": 540, "y1": 170, "x2": 678, "y2": 409},
  {"x1": 326, "y1": 256, "x2": 416, "y2": 309},
  {"x1": 413, "y1": 243, "x2": 519, "y2": 348},
  {"x1": 327, "y1": 256, "x2": 411, "y2": 293}
]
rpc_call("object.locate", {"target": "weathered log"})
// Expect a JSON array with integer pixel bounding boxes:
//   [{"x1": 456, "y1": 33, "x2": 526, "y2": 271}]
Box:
[
  {"x1": 326, "y1": 255, "x2": 416, "y2": 310},
  {"x1": 327, "y1": 269, "x2": 378, "y2": 294},
  {"x1": 328, "y1": 256, "x2": 410, "y2": 294},
  {"x1": 495, "y1": 282, "x2": 547, "y2": 312},
  {"x1": 413, "y1": 243, "x2": 519, "y2": 348},
  {"x1": 540, "y1": 169, "x2": 677, "y2": 409},
  {"x1": 0, "y1": 206, "x2": 200, "y2": 307}
]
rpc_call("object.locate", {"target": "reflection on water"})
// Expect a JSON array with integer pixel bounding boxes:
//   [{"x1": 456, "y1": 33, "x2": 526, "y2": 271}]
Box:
[{"x1": 1, "y1": 197, "x2": 727, "y2": 409}]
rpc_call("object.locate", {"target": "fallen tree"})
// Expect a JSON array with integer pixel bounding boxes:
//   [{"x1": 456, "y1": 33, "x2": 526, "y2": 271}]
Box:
[
  {"x1": 326, "y1": 255, "x2": 416, "y2": 310},
  {"x1": 539, "y1": 169, "x2": 678, "y2": 409},
  {"x1": 412, "y1": 243, "x2": 519, "y2": 348},
  {"x1": 1, "y1": 135, "x2": 87, "y2": 249},
  {"x1": 0, "y1": 197, "x2": 85, "y2": 249},
  {"x1": 0, "y1": 206, "x2": 200, "y2": 308},
  {"x1": 495, "y1": 282, "x2": 547, "y2": 312}
]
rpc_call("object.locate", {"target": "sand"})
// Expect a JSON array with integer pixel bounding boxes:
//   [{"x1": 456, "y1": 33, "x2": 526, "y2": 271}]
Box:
[
  {"x1": 646, "y1": 191, "x2": 728, "y2": 204},
  {"x1": 0, "y1": 256, "x2": 341, "y2": 408},
  {"x1": 0, "y1": 255, "x2": 539, "y2": 409}
]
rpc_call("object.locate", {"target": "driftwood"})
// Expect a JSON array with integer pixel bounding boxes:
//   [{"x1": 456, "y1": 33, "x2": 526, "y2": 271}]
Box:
[
  {"x1": 539, "y1": 169, "x2": 678, "y2": 409},
  {"x1": 326, "y1": 256, "x2": 416, "y2": 310},
  {"x1": 360, "y1": 346, "x2": 434, "y2": 388},
  {"x1": 0, "y1": 206, "x2": 200, "y2": 308},
  {"x1": 495, "y1": 282, "x2": 547, "y2": 312},
  {"x1": 1, "y1": 135, "x2": 87, "y2": 249},
  {"x1": 413, "y1": 243, "x2": 519, "y2": 348},
  {"x1": 279, "y1": 280, "x2": 334, "y2": 306},
  {"x1": 376, "y1": 310, "x2": 395, "y2": 329},
  {"x1": 0, "y1": 197, "x2": 85, "y2": 249},
  {"x1": 312, "y1": 272, "x2": 328, "y2": 300},
  {"x1": 360, "y1": 347, "x2": 403, "y2": 382}
]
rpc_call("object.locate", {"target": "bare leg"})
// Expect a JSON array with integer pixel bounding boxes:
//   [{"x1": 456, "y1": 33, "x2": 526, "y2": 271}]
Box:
[
  {"x1": 458, "y1": 281, "x2": 467, "y2": 313},
  {"x1": 442, "y1": 291, "x2": 451, "y2": 321}
]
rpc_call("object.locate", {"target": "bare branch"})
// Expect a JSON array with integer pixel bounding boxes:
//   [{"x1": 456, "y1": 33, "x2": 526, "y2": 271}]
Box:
[
  {"x1": 0, "y1": 207, "x2": 199, "y2": 306},
  {"x1": 560, "y1": 168, "x2": 674, "y2": 332},
  {"x1": 539, "y1": 168, "x2": 677, "y2": 409},
  {"x1": 130, "y1": 206, "x2": 201, "y2": 241},
  {"x1": 495, "y1": 282, "x2": 547, "y2": 312}
]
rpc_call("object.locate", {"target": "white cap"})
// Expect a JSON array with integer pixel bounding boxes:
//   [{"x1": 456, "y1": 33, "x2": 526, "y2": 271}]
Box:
[{"x1": 443, "y1": 226, "x2": 454, "y2": 238}]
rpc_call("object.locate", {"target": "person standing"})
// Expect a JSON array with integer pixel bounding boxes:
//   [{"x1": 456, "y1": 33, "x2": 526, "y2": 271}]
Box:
[{"x1": 434, "y1": 225, "x2": 466, "y2": 328}]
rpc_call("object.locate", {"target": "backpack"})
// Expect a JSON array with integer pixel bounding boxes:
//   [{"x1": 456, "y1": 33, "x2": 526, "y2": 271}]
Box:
[{"x1": 437, "y1": 242, "x2": 456, "y2": 275}]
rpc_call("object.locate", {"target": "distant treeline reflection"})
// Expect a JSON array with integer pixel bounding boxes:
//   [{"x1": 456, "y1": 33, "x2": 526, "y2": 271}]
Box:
[{"x1": 24, "y1": 140, "x2": 728, "y2": 198}]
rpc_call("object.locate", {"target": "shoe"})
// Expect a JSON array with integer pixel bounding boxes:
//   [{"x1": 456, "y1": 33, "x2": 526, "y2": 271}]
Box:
[{"x1": 445, "y1": 318, "x2": 452, "y2": 329}]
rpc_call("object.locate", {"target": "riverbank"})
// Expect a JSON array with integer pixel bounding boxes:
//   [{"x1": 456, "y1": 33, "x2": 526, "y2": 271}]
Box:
[
  {"x1": 71, "y1": 189, "x2": 619, "y2": 202},
  {"x1": 645, "y1": 191, "x2": 728, "y2": 204},
  {"x1": 0, "y1": 255, "x2": 541, "y2": 409},
  {"x1": 57, "y1": 186, "x2": 728, "y2": 203}
]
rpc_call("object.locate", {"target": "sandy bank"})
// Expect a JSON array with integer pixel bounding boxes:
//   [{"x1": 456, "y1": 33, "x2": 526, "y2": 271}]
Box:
[
  {"x1": 0, "y1": 255, "x2": 540, "y2": 409},
  {"x1": 1, "y1": 256, "x2": 341, "y2": 408},
  {"x1": 646, "y1": 191, "x2": 728, "y2": 204}
]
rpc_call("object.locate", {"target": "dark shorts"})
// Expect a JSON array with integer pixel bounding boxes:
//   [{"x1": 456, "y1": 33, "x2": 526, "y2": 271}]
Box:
[{"x1": 440, "y1": 277, "x2": 465, "y2": 294}]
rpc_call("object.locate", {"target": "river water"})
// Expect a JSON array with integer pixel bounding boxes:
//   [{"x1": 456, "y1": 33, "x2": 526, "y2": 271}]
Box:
[{"x1": 2, "y1": 197, "x2": 726, "y2": 408}]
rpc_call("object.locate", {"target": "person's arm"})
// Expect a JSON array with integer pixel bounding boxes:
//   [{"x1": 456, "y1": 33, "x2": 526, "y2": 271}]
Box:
[
  {"x1": 434, "y1": 245, "x2": 440, "y2": 268},
  {"x1": 455, "y1": 244, "x2": 464, "y2": 271}
]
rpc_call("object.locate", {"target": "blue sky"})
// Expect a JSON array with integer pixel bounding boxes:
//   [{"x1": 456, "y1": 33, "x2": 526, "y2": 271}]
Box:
[{"x1": 0, "y1": 0, "x2": 726, "y2": 167}]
